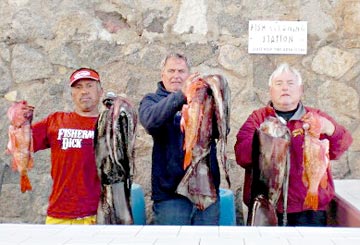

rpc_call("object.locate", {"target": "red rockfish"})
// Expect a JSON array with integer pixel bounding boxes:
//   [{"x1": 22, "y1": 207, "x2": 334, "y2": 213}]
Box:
[
  {"x1": 6, "y1": 101, "x2": 34, "y2": 193},
  {"x1": 177, "y1": 75, "x2": 231, "y2": 210}
]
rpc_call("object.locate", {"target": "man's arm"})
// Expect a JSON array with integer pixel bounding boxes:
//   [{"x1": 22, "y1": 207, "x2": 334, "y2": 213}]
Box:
[
  {"x1": 234, "y1": 112, "x2": 261, "y2": 169},
  {"x1": 139, "y1": 92, "x2": 185, "y2": 135}
]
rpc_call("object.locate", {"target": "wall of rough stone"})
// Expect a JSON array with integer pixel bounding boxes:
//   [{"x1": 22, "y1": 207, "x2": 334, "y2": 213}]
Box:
[{"x1": 0, "y1": 0, "x2": 359, "y2": 224}]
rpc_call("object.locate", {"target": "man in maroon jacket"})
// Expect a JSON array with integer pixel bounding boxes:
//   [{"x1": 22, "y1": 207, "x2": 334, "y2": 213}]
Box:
[{"x1": 234, "y1": 63, "x2": 353, "y2": 226}]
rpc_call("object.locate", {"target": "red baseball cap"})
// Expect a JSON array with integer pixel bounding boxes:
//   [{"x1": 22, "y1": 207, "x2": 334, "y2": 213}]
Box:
[{"x1": 69, "y1": 68, "x2": 100, "y2": 87}]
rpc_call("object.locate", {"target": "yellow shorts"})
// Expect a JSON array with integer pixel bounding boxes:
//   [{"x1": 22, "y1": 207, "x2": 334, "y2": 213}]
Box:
[{"x1": 45, "y1": 215, "x2": 96, "y2": 225}]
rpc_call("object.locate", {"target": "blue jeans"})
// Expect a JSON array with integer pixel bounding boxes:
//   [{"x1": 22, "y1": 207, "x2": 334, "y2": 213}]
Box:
[{"x1": 153, "y1": 196, "x2": 220, "y2": 225}]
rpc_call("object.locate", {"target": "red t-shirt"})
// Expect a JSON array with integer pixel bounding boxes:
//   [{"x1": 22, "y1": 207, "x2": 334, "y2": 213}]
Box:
[{"x1": 32, "y1": 112, "x2": 101, "y2": 219}]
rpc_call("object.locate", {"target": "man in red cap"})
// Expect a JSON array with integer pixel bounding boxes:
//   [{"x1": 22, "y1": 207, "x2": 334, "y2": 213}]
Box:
[{"x1": 31, "y1": 68, "x2": 103, "y2": 224}]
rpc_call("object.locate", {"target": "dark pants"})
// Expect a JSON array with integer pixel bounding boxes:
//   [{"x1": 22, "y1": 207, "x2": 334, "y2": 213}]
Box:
[
  {"x1": 278, "y1": 210, "x2": 327, "y2": 226},
  {"x1": 153, "y1": 196, "x2": 219, "y2": 225}
]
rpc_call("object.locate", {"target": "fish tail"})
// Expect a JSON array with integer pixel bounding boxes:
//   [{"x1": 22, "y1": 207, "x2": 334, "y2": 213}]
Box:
[
  {"x1": 20, "y1": 174, "x2": 32, "y2": 193},
  {"x1": 303, "y1": 191, "x2": 318, "y2": 210}
]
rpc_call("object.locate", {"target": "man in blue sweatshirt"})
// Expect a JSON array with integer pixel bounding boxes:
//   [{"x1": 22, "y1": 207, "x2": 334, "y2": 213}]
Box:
[{"x1": 139, "y1": 53, "x2": 220, "y2": 225}]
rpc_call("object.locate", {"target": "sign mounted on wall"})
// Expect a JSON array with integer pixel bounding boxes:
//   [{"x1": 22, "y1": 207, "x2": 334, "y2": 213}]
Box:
[{"x1": 248, "y1": 20, "x2": 307, "y2": 55}]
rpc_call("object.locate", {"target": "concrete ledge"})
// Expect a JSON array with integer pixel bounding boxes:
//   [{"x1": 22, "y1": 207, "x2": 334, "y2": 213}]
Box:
[{"x1": 1, "y1": 224, "x2": 360, "y2": 244}]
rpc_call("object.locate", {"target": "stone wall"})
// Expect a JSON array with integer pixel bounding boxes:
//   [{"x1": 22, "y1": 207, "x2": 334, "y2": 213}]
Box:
[{"x1": 0, "y1": 0, "x2": 359, "y2": 224}]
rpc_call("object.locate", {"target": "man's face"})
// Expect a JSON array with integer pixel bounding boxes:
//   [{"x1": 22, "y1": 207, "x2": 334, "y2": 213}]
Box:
[
  {"x1": 71, "y1": 79, "x2": 103, "y2": 114},
  {"x1": 269, "y1": 71, "x2": 303, "y2": 111},
  {"x1": 161, "y1": 57, "x2": 190, "y2": 93}
]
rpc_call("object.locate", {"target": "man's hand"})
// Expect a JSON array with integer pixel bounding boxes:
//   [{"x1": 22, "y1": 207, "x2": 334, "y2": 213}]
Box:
[
  {"x1": 302, "y1": 112, "x2": 335, "y2": 137},
  {"x1": 181, "y1": 72, "x2": 200, "y2": 97}
]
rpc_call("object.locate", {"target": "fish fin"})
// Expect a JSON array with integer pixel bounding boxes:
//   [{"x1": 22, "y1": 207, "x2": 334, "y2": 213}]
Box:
[
  {"x1": 30, "y1": 138, "x2": 34, "y2": 169},
  {"x1": 225, "y1": 174, "x2": 231, "y2": 188},
  {"x1": 28, "y1": 156, "x2": 34, "y2": 170},
  {"x1": 180, "y1": 105, "x2": 188, "y2": 133},
  {"x1": 302, "y1": 171, "x2": 309, "y2": 188},
  {"x1": 5, "y1": 147, "x2": 11, "y2": 155},
  {"x1": 303, "y1": 191, "x2": 318, "y2": 211},
  {"x1": 8, "y1": 133, "x2": 18, "y2": 171},
  {"x1": 183, "y1": 151, "x2": 192, "y2": 170},
  {"x1": 11, "y1": 158, "x2": 18, "y2": 171},
  {"x1": 320, "y1": 172, "x2": 328, "y2": 189},
  {"x1": 20, "y1": 174, "x2": 32, "y2": 193},
  {"x1": 180, "y1": 117, "x2": 185, "y2": 133}
]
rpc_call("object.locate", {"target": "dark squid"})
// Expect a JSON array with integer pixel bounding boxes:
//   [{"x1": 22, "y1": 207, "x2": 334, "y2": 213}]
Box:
[{"x1": 95, "y1": 92, "x2": 137, "y2": 224}]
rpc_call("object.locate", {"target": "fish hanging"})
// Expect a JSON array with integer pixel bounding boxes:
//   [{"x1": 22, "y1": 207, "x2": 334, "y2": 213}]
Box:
[
  {"x1": 95, "y1": 92, "x2": 138, "y2": 224},
  {"x1": 6, "y1": 101, "x2": 35, "y2": 193},
  {"x1": 176, "y1": 74, "x2": 231, "y2": 210}
]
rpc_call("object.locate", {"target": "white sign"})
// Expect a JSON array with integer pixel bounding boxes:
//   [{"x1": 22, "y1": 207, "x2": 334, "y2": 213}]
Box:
[{"x1": 248, "y1": 20, "x2": 307, "y2": 54}]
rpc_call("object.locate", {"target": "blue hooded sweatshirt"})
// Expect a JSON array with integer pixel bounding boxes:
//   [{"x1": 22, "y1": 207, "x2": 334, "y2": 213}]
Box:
[{"x1": 139, "y1": 81, "x2": 220, "y2": 201}]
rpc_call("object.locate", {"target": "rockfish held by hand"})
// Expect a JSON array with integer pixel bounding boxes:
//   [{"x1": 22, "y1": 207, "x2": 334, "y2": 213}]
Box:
[
  {"x1": 302, "y1": 117, "x2": 330, "y2": 211},
  {"x1": 177, "y1": 75, "x2": 231, "y2": 210},
  {"x1": 6, "y1": 100, "x2": 34, "y2": 193}
]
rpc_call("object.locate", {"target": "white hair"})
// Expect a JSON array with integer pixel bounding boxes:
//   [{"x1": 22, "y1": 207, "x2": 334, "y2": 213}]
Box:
[
  {"x1": 268, "y1": 63, "x2": 302, "y2": 86},
  {"x1": 160, "y1": 53, "x2": 191, "y2": 72}
]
